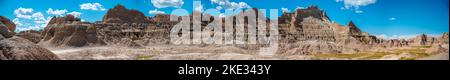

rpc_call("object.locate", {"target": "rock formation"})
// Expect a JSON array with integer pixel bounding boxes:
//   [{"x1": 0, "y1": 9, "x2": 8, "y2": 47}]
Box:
[
  {"x1": 40, "y1": 15, "x2": 105, "y2": 47},
  {"x1": 279, "y1": 5, "x2": 330, "y2": 33},
  {"x1": 16, "y1": 30, "x2": 43, "y2": 43},
  {"x1": 0, "y1": 16, "x2": 15, "y2": 38},
  {"x1": 1, "y1": 37, "x2": 60, "y2": 60},
  {"x1": 276, "y1": 6, "x2": 386, "y2": 55},
  {"x1": 0, "y1": 16, "x2": 16, "y2": 32},
  {"x1": 103, "y1": 4, "x2": 150, "y2": 23},
  {"x1": 0, "y1": 17, "x2": 60, "y2": 60}
]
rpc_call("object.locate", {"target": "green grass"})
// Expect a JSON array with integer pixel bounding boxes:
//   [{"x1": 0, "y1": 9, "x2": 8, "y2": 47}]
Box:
[
  {"x1": 313, "y1": 47, "x2": 431, "y2": 60},
  {"x1": 400, "y1": 57, "x2": 416, "y2": 60},
  {"x1": 411, "y1": 46, "x2": 432, "y2": 48},
  {"x1": 137, "y1": 56, "x2": 154, "y2": 60},
  {"x1": 313, "y1": 53, "x2": 368, "y2": 59}
]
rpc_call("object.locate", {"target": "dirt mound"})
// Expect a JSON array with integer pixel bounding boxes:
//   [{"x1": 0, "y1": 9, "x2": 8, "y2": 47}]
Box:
[
  {"x1": 16, "y1": 30, "x2": 43, "y2": 43},
  {"x1": 0, "y1": 37, "x2": 60, "y2": 60}
]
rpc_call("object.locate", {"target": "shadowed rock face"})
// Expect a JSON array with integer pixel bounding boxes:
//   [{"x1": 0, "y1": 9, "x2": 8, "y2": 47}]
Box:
[
  {"x1": 40, "y1": 15, "x2": 105, "y2": 47},
  {"x1": 0, "y1": 16, "x2": 16, "y2": 38},
  {"x1": 16, "y1": 30, "x2": 43, "y2": 44},
  {"x1": 347, "y1": 21, "x2": 363, "y2": 36},
  {"x1": 0, "y1": 16, "x2": 15, "y2": 32},
  {"x1": 279, "y1": 5, "x2": 330, "y2": 33},
  {"x1": 0, "y1": 37, "x2": 60, "y2": 60},
  {"x1": 103, "y1": 4, "x2": 149, "y2": 24}
]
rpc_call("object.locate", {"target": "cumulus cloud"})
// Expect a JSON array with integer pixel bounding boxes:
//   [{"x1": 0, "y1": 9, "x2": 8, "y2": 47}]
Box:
[
  {"x1": 375, "y1": 34, "x2": 418, "y2": 40},
  {"x1": 281, "y1": 8, "x2": 289, "y2": 13},
  {"x1": 194, "y1": 4, "x2": 203, "y2": 12},
  {"x1": 216, "y1": 6, "x2": 223, "y2": 10},
  {"x1": 389, "y1": 17, "x2": 396, "y2": 21},
  {"x1": 14, "y1": 7, "x2": 34, "y2": 19},
  {"x1": 46, "y1": 8, "x2": 68, "y2": 16},
  {"x1": 148, "y1": 9, "x2": 166, "y2": 14},
  {"x1": 355, "y1": 10, "x2": 363, "y2": 13},
  {"x1": 67, "y1": 11, "x2": 82, "y2": 17},
  {"x1": 13, "y1": 8, "x2": 48, "y2": 24},
  {"x1": 80, "y1": 3, "x2": 106, "y2": 11},
  {"x1": 295, "y1": 6, "x2": 305, "y2": 10},
  {"x1": 12, "y1": 18, "x2": 23, "y2": 26},
  {"x1": 336, "y1": 0, "x2": 376, "y2": 13},
  {"x1": 151, "y1": 0, "x2": 184, "y2": 8},
  {"x1": 31, "y1": 12, "x2": 48, "y2": 24},
  {"x1": 219, "y1": 13, "x2": 226, "y2": 18},
  {"x1": 13, "y1": 7, "x2": 82, "y2": 32},
  {"x1": 210, "y1": 0, "x2": 251, "y2": 10}
]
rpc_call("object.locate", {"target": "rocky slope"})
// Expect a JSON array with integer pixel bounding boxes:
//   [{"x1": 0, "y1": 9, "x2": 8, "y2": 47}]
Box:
[
  {"x1": 40, "y1": 15, "x2": 105, "y2": 47},
  {"x1": 0, "y1": 16, "x2": 15, "y2": 38},
  {"x1": 16, "y1": 30, "x2": 43, "y2": 43},
  {"x1": 1, "y1": 17, "x2": 59, "y2": 60},
  {"x1": 102, "y1": 4, "x2": 150, "y2": 24},
  {"x1": 276, "y1": 6, "x2": 381, "y2": 55},
  {"x1": 1, "y1": 37, "x2": 60, "y2": 60},
  {"x1": 0, "y1": 16, "x2": 16, "y2": 33}
]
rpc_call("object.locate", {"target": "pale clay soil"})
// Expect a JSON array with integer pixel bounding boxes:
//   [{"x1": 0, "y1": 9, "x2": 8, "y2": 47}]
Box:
[{"x1": 47, "y1": 45, "x2": 449, "y2": 60}]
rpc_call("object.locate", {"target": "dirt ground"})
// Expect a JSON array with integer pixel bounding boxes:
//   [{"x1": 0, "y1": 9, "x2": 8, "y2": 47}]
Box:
[{"x1": 48, "y1": 44, "x2": 449, "y2": 60}]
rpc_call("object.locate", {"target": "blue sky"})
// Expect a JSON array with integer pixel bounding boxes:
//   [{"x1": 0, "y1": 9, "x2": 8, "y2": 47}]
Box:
[{"x1": 0, "y1": 0, "x2": 448, "y2": 39}]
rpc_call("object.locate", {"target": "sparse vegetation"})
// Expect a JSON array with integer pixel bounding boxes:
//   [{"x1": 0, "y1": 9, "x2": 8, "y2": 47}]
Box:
[
  {"x1": 137, "y1": 56, "x2": 153, "y2": 60},
  {"x1": 400, "y1": 57, "x2": 416, "y2": 60},
  {"x1": 313, "y1": 47, "x2": 432, "y2": 60},
  {"x1": 411, "y1": 46, "x2": 432, "y2": 48}
]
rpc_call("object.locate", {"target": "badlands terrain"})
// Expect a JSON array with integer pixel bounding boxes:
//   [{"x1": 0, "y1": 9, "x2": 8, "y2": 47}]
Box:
[{"x1": 1, "y1": 5, "x2": 448, "y2": 60}]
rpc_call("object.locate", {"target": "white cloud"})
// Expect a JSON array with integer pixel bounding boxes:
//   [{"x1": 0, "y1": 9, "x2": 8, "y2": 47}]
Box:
[
  {"x1": 12, "y1": 18, "x2": 23, "y2": 26},
  {"x1": 151, "y1": 0, "x2": 184, "y2": 8},
  {"x1": 14, "y1": 7, "x2": 34, "y2": 19},
  {"x1": 336, "y1": 0, "x2": 377, "y2": 9},
  {"x1": 390, "y1": 35, "x2": 417, "y2": 40},
  {"x1": 194, "y1": 4, "x2": 204, "y2": 12},
  {"x1": 389, "y1": 17, "x2": 396, "y2": 21},
  {"x1": 219, "y1": 13, "x2": 226, "y2": 18},
  {"x1": 375, "y1": 34, "x2": 388, "y2": 39},
  {"x1": 148, "y1": 9, "x2": 166, "y2": 14},
  {"x1": 12, "y1": 7, "x2": 83, "y2": 32},
  {"x1": 211, "y1": 0, "x2": 251, "y2": 10},
  {"x1": 31, "y1": 12, "x2": 47, "y2": 24},
  {"x1": 281, "y1": 8, "x2": 289, "y2": 13},
  {"x1": 46, "y1": 8, "x2": 67, "y2": 16},
  {"x1": 80, "y1": 3, "x2": 106, "y2": 11},
  {"x1": 375, "y1": 34, "x2": 418, "y2": 40},
  {"x1": 355, "y1": 10, "x2": 363, "y2": 13},
  {"x1": 16, "y1": 25, "x2": 46, "y2": 32},
  {"x1": 13, "y1": 7, "x2": 51, "y2": 31},
  {"x1": 336, "y1": 0, "x2": 376, "y2": 13},
  {"x1": 31, "y1": 12, "x2": 44, "y2": 19},
  {"x1": 68, "y1": 11, "x2": 82, "y2": 17},
  {"x1": 295, "y1": 6, "x2": 305, "y2": 10},
  {"x1": 216, "y1": 6, "x2": 223, "y2": 10}
]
